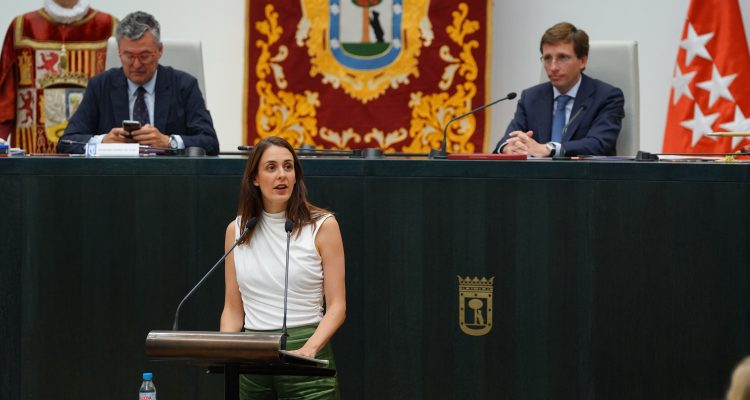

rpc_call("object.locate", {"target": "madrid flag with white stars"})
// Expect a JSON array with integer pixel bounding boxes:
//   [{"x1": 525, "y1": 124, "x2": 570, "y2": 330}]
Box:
[{"x1": 663, "y1": 0, "x2": 750, "y2": 153}]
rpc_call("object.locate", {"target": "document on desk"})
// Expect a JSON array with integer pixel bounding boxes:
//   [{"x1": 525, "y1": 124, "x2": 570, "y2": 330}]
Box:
[{"x1": 656, "y1": 155, "x2": 725, "y2": 161}]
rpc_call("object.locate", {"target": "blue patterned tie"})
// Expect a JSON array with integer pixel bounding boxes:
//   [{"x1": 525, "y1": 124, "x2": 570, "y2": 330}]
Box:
[
  {"x1": 551, "y1": 94, "x2": 571, "y2": 143},
  {"x1": 133, "y1": 86, "x2": 150, "y2": 125}
]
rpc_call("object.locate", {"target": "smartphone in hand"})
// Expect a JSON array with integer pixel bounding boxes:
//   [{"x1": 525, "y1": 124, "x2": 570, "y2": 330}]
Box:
[{"x1": 122, "y1": 120, "x2": 141, "y2": 137}]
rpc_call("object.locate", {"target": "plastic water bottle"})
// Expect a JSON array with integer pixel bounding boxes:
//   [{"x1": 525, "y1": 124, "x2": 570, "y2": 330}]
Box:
[{"x1": 138, "y1": 372, "x2": 156, "y2": 400}]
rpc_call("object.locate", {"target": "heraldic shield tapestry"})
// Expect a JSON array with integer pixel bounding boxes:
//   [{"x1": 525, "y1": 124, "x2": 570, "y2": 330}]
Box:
[{"x1": 244, "y1": 0, "x2": 492, "y2": 153}]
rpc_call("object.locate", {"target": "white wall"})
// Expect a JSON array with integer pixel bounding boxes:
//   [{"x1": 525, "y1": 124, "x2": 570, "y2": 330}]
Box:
[{"x1": 2, "y1": 0, "x2": 749, "y2": 153}]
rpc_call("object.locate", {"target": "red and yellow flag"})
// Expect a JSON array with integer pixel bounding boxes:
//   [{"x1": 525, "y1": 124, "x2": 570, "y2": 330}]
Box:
[
  {"x1": 244, "y1": 0, "x2": 491, "y2": 153},
  {"x1": 663, "y1": 0, "x2": 750, "y2": 153}
]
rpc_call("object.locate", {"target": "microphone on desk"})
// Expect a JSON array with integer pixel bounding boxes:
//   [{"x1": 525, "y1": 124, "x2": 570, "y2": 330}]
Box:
[
  {"x1": 554, "y1": 104, "x2": 588, "y2": 158},
  {"x1": 429, "y1": 92, "x2": 517, "y2": 159},
  {"x1": 561, "y1": 104, "x2": 588, "y2": 140},
  {"x1": 59, "y1": 139, "x2": 88, "y2": 146},
  {"x1": 58, "y1": 139, "x2": 95, "y2": 154},
  {"x1": 237, "y1": 145, "x2": 356, "y2": 157},
  {"x1": 280, "y1": 219, "x2": 293, "y2": 350},
  {"x1": 171, "y1": 217, "x2": 257, "y2": 331}
]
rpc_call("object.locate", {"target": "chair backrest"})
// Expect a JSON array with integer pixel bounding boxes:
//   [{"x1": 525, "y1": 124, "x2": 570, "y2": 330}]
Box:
[
  {"x1": 540, "y1": 40, "x2": 640, "y2": 156},
  {"x1": 105, "y1": 36, "x2": 207, "y2": 101}
]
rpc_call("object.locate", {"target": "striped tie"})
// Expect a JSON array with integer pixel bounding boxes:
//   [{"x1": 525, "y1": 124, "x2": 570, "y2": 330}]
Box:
[{"x1": 133, "y1": 86, "x2": 150, "y2": 125}]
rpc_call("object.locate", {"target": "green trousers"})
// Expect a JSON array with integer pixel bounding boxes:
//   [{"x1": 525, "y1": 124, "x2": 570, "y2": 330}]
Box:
[{"x1": 240, "y1": 325, "x2": 340, "y2": 400}]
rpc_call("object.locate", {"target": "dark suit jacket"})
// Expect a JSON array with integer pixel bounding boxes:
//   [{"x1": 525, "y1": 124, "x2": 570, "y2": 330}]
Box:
[
  {"x1": 57, "y1": 65, "x2": 219, "y2": 155},
  {"x1": 493, "y1": 74, "x2": 624, "y2": 156}
]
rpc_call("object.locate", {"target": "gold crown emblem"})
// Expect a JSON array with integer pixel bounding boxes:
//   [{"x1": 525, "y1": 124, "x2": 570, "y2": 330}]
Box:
[
  {"x1": 39, "y1": 72, "x2": 88, "y2": 89},
  {"x1": 457, "y1": 276, "x2": 495, "y2": 293},
  {"x1": 457, "y1": 276, "x2": 494, "y2": 336}
]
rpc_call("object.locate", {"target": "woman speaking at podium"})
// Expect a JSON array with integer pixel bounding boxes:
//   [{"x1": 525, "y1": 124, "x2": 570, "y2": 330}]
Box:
[{"x1": 220, "y1": 136, "x2": 346, "y2": 399}]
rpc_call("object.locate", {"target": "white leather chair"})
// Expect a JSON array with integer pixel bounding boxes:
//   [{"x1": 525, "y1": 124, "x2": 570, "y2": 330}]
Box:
[
  {"x1": 540, "y1": 40, "x2": 640, "y2": 156},
  {"x1": 105, "y1": 36, "x2": 207, "y2": 101}
]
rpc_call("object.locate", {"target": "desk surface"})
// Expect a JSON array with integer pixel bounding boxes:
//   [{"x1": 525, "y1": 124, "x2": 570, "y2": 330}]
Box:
[
  {"x1": 3, "y1": 156, "x2": 750, "y2": 182},
  {"x1": 1, "y1": 157, "x2": 748, "y2": 400}
]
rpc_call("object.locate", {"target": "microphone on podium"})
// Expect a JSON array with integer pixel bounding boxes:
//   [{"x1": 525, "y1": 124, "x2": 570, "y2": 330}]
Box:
[
  {"x1": 281, "y1": 219, "x2": 293, "y2": 350},
  {"x1": 429, "y1": 92, "x2": 517, "y2": 159},
  {"x1": 171, "y1": 217, "x2": 258, "y2": 331}
]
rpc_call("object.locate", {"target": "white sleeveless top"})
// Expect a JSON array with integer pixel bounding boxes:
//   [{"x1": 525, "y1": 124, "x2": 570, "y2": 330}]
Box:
[{"x1": 233, "y1": 211, "x2": 331, "y2": 330}]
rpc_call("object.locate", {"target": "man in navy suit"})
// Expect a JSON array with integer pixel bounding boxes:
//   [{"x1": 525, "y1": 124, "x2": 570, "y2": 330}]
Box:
[
  {"x1": 57, "y1": 11, "x2": 219, "y2": 155},
  {"x1": 494, "y1": 22, "x2": 624, "y2": 157}
]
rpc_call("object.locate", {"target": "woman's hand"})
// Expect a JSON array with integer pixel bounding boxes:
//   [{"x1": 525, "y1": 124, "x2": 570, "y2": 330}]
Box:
[{"x1": 290, "y1": 345, "x2": 319, "y2": 358}]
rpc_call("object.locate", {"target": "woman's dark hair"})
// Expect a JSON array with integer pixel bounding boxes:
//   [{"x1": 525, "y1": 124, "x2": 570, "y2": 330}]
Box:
[{"x1": 237, "y1": 136, "x2": 326, "y2": 244}]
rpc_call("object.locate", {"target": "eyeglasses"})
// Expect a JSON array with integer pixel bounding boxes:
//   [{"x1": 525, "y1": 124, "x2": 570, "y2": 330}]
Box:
[
  {"x1": 540, "y1": 54, "x2": 575, "y2": 66},
  {"x1": 120, "y1": 52, "x2": 155, "y2": 64}
]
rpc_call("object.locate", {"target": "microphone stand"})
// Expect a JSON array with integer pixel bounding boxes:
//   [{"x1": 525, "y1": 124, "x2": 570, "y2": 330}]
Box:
[
  {"x1": 172, "y1": 217, "x2": 257, "y2": 331},
  {"x1": 236, "y1": 146, "x2": 431, "y2": 159},
  {"x1": 281, "y1": 219, "x2": 293, "y2": 350},
  {"x1": 561, "y1": 105, "x2": 587, "y2": 140},
  {"x1": 554, "y1": 104, "x2": 588, "y2": 158},
  {"x1": 430, "y1": 92, "x2": 517, "y2": 159}
]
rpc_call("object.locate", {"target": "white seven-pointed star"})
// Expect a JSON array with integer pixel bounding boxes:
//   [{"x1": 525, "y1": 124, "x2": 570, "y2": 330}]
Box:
[
  {"x1": 696, "y1": 64, "x2": 736, "y2": 108},
  {"x1": 672, "y1": 65, "x2": 697, "y2": 105},
  {"x1": 681, "y1": 104, "x2": 720, "y2": 146},
  {"x1": 719, "y1": 106, "x2": 750, "y2": 148},
  {"x1": 680, "y1": 23, "x2": 714, "y2": 65}
]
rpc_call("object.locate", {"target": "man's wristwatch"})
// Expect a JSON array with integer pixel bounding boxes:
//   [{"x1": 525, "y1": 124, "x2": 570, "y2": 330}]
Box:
[
  {"x1": 546, "y1": 142, "x2": 556, "y2": 157},
  {"x1": 167, "y1": 135, "x2": 178, "y2": 149}
]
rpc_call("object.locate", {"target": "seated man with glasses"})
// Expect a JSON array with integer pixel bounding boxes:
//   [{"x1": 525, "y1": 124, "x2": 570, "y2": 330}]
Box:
[
  {"x1": 493, "y1": 22, "x2": 624, "y2": 157},
  {"x1": 57, "y1": 11, "x2": 219, "y2": 155}
]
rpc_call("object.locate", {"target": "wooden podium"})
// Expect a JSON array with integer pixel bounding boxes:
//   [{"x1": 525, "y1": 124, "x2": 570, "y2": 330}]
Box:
[{"x1": 145, "y1": 331, "x2": 335, "y2": 400}]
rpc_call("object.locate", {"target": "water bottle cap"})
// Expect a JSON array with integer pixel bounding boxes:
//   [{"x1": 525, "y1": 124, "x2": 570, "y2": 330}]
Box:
[{"x1": 142, "y1": 372, "x2": 153, "y2": 380}]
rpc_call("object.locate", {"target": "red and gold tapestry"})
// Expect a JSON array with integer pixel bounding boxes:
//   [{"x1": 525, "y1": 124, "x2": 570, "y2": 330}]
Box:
[
  {"x1": 244, "y1": 0, "x2": 491, "y2": 153},
  {"x1": 0, "y1": 9, "x2": 117, "y2": 154}
]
